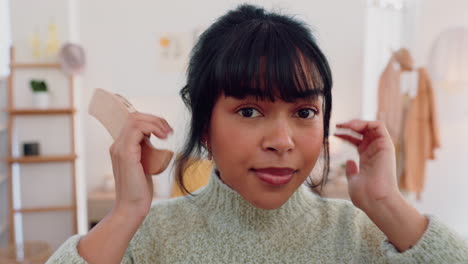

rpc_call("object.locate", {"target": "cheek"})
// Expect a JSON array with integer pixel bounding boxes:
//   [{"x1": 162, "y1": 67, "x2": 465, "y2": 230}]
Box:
[
  {"x1": 210, "y1": 116, "x2": 256, "y2": 163},
  {"x1": 297, "y1": 127, "x2": 324, "y2": 167}
]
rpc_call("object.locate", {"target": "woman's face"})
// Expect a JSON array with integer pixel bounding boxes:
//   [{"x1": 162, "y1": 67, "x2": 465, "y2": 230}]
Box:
[{"x1": 208, "y1": 94, "x2": 324, "y2": 209}]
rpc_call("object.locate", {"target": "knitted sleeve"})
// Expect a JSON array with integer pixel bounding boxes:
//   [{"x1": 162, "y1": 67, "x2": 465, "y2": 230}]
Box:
[
  {"x1": 45, "y1": 234, "x2": 134, "y2": 264},
  {"x1": 381, "y1": 215, "x2": 468, "y2": 263}
]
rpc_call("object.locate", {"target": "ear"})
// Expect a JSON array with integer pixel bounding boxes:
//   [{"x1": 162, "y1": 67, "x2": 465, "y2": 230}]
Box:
[{"x1": 201, "y1": 128, "x2": 209, "y2": 146}]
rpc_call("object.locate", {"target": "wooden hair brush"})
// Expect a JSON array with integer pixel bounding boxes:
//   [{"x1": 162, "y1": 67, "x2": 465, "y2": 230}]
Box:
[{"x1": 88, "y1": 88, "x2": 173, "y2": 175}]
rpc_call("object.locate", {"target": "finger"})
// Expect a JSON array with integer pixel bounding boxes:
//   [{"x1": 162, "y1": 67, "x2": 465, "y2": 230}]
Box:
[
  {"x1": 336, "y1": 119, "x2": 383, "y2": 136},
  {"x1": 345, "y1": 160, "x2": 359, "y2": 180},
  {"x1": 363, "y1": 137, "x2": 395, "y2": 158},
  {"x1": 334, "y1": 132, "x2": 376, "y2": 155},
  {"x1": 337, "y1": 120, "x2": 391, "y2": 144},
  {"x1": 121, "y1": 121, "x2": 169, "y2": 151},
  {"x1": 134, "y1": 112, "x2": 172, "y2": 134},
  {"x1": 138, "y1": 121, "x2": 169, "y2": 139},
  {"x1": 160, "y1": 119, "x2": 173, "y2": 133},
  {"x1": 333, "y1": 133, "x2": 362, "y2": 147},
  {"x1": 132, "y1": 112, "x2": 173, "y2": 133}
]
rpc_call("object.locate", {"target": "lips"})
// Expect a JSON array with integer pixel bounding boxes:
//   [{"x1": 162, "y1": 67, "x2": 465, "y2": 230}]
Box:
[
  {"x1": 253, "y1": 167, "x2": 296, "y2": 176},
  {"x1": 252, "y1": 167, "x2": 296, "y2": 186}
]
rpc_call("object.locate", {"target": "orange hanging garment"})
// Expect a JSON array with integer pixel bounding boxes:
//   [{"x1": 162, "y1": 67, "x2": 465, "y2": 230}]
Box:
[
  {"x1": 400, "y1": 68, "x2": 441, "y2": 197},
  {"x1": 377, "y1": 56, "x2": 404, "y2": 144}
]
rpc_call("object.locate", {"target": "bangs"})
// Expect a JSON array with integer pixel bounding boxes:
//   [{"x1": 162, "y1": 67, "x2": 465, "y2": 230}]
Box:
[{"x1": 212, "y1": 20, "x2": 331, "y2": 102}]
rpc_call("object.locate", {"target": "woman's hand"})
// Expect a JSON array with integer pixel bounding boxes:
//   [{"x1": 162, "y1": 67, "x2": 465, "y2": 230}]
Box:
[
  {"x1": 109, "y1": 112, "x2": 173, "y2": 219},
  {"x1": 334, "y1": 119, "x2": 399, "y2": 211},
  {"x1": 334, "y1": 119, "x2": 428, "y2": 252}
]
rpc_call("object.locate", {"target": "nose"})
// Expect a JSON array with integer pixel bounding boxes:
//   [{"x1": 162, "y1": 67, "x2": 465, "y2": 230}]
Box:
[{"x1": 261, "y1": 119, "x2": 295, "y2": 155}]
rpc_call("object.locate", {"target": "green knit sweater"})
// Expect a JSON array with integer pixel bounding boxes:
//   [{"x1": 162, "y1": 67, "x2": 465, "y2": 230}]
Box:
[{"x1": 47, "y1": 170, "x2": 468, "y2": 263}]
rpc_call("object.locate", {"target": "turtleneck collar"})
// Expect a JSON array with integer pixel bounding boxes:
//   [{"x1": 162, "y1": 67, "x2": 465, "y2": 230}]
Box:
[{"x1": 190, "y1": 168, "x2": 319, "y2": 232}]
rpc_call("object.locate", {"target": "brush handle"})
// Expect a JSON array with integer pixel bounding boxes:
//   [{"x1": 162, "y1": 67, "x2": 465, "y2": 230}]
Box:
[
  {"x1": 141, "y1": 137, "x2": 173, "y2": 175},
  {"x1": 88, "y1": 88, "x2": 173, "y2": 175}
]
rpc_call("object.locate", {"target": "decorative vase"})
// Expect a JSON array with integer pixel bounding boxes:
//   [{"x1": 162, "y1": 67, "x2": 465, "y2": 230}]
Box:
[{"x1": 33, "y1": 92, "x2": 50, "y2": 109}]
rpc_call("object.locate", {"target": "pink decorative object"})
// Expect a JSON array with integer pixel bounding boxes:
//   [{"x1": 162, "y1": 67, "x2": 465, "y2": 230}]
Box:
[{"x1": 58, "y1": 43, "x2": 86, "y2": 76}]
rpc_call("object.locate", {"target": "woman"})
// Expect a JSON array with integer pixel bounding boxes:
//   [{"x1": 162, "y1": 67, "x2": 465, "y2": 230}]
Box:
[{"x1": 47, "y1": 4, "x2": 467, "y2": 263}]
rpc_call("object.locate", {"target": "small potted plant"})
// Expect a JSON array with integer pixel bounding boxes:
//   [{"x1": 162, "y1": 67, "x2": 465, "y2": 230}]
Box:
[{"x1": 30, "y1": 79, "x2": 50, "y2": 109}]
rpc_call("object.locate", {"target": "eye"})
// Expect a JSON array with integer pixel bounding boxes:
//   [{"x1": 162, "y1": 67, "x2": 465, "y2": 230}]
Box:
[
  {"x1": 237, "y1": 107, "x2": 262, "y2": 118},
  {"x1": 294, "y1": 108, "x2": 317, "y2": 119}
]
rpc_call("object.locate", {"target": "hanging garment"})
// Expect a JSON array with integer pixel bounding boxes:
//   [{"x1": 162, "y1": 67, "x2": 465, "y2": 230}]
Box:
[
  {"x1": 395, "y1": 94, "x2": 412, "y2": 184},
  {"x1": 377, "y1": 57, "x2": 404, "y2": 144},
  {"x1": 396, "y1": 71, "x2": 418, "y2": 181},
  {"x1": 400, "y1": 68, "x2": 441, "y2": 197}
]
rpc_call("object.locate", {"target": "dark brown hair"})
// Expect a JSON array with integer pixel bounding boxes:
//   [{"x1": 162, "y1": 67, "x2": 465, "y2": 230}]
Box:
[{"x1": 175, "y1": 4, "x2": 333, "y2": 195}]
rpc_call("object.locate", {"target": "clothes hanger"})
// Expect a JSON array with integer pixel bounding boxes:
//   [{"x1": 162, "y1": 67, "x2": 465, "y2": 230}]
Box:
[
  {"x1": 392, "y1": 47, "x2": 414, "y2": 72},
  {"x1": 88, "y1": 88, "x2": 174, "y2": 175}
]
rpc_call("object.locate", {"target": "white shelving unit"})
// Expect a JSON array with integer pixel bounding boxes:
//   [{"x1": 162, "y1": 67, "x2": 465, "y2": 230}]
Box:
[{"x1": 4, "y1": 46, "x2": 78, "y2": 248}]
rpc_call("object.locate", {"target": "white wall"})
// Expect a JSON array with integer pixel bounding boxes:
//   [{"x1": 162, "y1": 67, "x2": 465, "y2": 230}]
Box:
[
  {"x1": 406, "y1": 0, "x2": 468, "y2": 239},
  {"x1": 362, "y1": 5, "x2": 403, "y2": 121},
  {"x1": 0, "y1": 0, "x2": 11, "y2": 249},
  {"x1": 0, "y1": 0, "x2": 11, "y2": 77},
  {"x1": 0, "y1": 78, "x2": 10, "y2": 248},
  {"x1": 79, "y1": 0, "x2": 367, "y2": 197}
]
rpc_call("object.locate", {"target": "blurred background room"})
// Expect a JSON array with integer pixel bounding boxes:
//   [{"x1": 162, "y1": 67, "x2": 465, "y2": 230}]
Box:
[{"x1": 1, "y1": 0, "x2": 467, "y2": 262}]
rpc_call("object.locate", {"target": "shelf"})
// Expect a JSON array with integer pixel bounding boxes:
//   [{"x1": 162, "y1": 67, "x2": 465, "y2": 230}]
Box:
[
  {"x1": 6, "y1": 46, "x2": 79, "y2": 244},
  {"x1": 5, "y1": 154, "x2": 77, "y2": 164},
  {"x1": 11, "y1": 63, "x2": 61, "y2": 69},
  {"x1": 0, "y1": 173, "x2": 6, "y2": 185},
  {"x1": 14, "y1": 205, "x2": 76, "y2": 214},
  {"x1": 4, "y1": 108, "x2": 75, "y2": 115}
]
